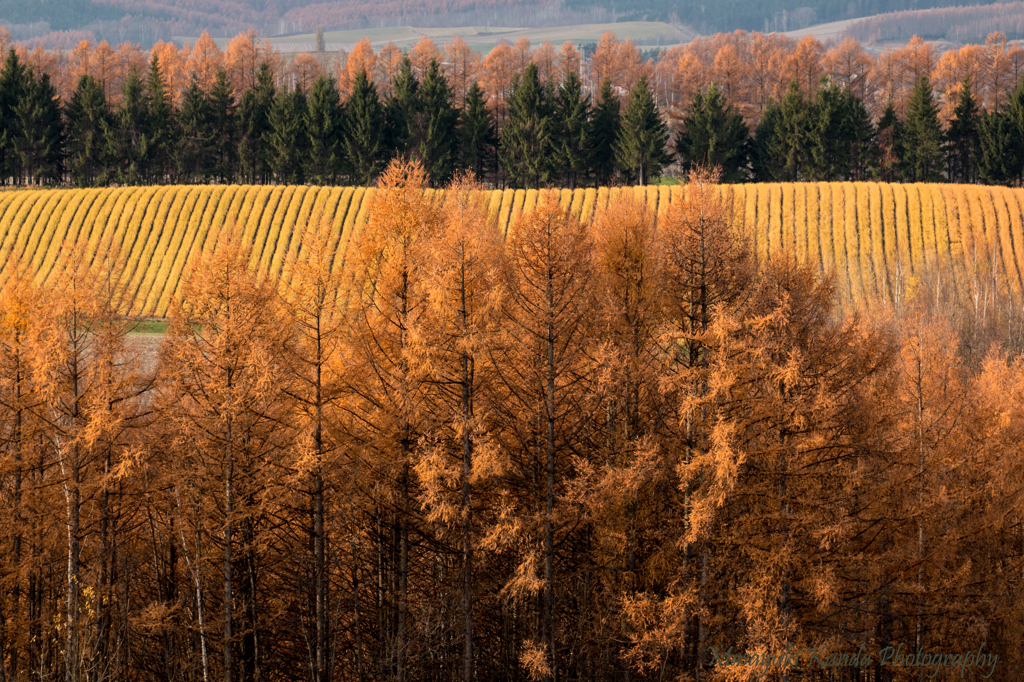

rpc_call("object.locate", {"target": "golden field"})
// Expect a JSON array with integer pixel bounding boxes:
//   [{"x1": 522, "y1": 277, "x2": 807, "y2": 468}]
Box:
[{"x1": 0, "y1": 182, "x2": 1017, "y2": 317}]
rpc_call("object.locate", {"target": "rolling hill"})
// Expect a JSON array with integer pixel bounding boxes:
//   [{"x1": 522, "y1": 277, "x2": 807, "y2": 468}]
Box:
[
  {"x1": 0, "y1": 0, "x2": 1012, "y2": 47},
  {"x1": 0, "y1": 182, "x2": 1016, "y2": 318}
]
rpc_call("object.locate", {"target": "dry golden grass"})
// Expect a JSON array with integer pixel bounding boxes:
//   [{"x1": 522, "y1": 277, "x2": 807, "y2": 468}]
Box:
[{"x1": 2, "y1": 182, "x2": 1024, "y2": 316}]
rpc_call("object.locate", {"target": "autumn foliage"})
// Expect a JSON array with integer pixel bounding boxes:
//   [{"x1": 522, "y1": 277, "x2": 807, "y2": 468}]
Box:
[{"x1": 0, "y1": 160, "x2": 1020, "y2": 682}]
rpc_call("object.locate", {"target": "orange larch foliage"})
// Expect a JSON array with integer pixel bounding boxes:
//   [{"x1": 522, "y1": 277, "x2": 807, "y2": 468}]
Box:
[
  {"x1": 512, "y1": 36, "x2": 532, "y2": 74},
  {"x1": 711, "y1": 43, "x2": 750, "y2": 107},
  {"x1": 481, "y1": 42, "x2": 516, "y2": 125},
  {"x1": 152, "y1": 40, "x2": 189, "y2": 106},
  {"x1": 339, "y1": 38, "x2": 376, "y2": 98},
  {"x1": 823, "y1": 36, "x2": 874, "y2": 101},
  {"x1": 224, "y1": 29, "x2": 279, "y2": 97},
  {"x1": 410, "y1": 36, "x2": 442, "y2": 80},
  {"x1": 288, "y1": 52, "x2": 326, "y2": 93},
  {"x1": 377, "y1": 42, "x2": 404, "y2": 97},
  {"x1": 444, "y1": 36, "x2": 478, "y2": 107},
  {"x1": 186, "y1": 32, "x2": 224, "y2": 92},
  {"x1": 531, "y1": 41, "x2": 559, "y2": 86},
  {"x1": 783, "y1": 35, "x2": 825, "y2": 95},
  {"x1": 556, "y1": 41, "x2": 582, "y2": 84}
]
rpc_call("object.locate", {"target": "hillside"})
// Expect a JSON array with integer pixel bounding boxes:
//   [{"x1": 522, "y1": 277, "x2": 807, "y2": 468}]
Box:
[
  {"x1": 0, "y1": 0, "x2": 1011, "y2": 46},
  {"x1": 841, "y1": 1, "x2": 1024, "y2": 43},
  {"x1": 0, "y1": 182, "x2": 1016, "y2": 318}
]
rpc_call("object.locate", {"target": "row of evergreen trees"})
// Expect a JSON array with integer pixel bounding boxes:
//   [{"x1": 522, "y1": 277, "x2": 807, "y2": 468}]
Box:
[
  {"x1": 687, "y1": 74, "x2": 1024, "y2": 186},
  {"x1": 0, "y1": 48, "x2": 670, "y2": 190},
  {"x1": 6, "y1": 44, "x2": 1024, "y2": 189}
]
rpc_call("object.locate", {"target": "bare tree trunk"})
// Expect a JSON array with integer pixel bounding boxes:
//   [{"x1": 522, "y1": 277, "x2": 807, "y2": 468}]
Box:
[
  {"x1": 176, "y1": 496, "x2": 211, "y2": 682},
  {"x1": 8, "y1": 377, "x2": 23, "y2": 681},
  {"x1": 396, "y1": 465, "x2": 409, "y2": 682},
  {"x1": 543, "y1": 273, "x2": 558, "y2": 682},
  {"x1": 460, "y1": 265, "x2": 475, "y2": 682},
  {"x1": 313, "y1": 325, "x2": 328, "y2": 682},
  {"x1": 224, "y1": 415, "x2": 234, "y2": 682}
]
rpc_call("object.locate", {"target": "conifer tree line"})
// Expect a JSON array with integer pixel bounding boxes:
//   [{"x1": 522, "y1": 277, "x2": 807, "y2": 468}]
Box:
[
  {"x1": 0, "y1": 158, "x2": 1023, "y2": 682},
  {"x1": 11, "y1": 28, "x2": 1024, "y2": 189}
]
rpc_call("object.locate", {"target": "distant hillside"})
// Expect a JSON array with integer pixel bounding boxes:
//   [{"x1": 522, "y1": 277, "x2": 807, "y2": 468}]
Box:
[
  {"x1": 0, "y1": 0, "x2": 1012, "y2": 45},
  {"x1": 842, "y1": 1, "x2": 1024, "y2": 43}
]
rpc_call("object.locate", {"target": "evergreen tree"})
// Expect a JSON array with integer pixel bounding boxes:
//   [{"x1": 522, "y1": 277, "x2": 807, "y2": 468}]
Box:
[
  {"x1": 902, "y1": 76, "x2": 944, "y2": 182},
  {"x1": 175, "y1": 77, "x2": 213, "y2": 183},
  {"x1": 458, "y1": 82, "x2": 496, "y2": 180},
  {"x1": 12, "y1": 71, "x2": 63, "y2": 185},
  {"x1": 145, "y1": 53, "x2": 174, "y2": 183},
  {"x1": 807, "y1": 82, "x2": 875, "y2": 181},
  {"x1": 104, "y1": 68, "x2": 150, "y2": 185},
  {"x1": 418, "y1": 59, "x2": 459, "y2": 187},
  {"x1": 946, "y1": 78, "x2": 980, "y2": 184},
  {"x1": 0, "y1": 50, "x2": 30, "y2": 184},
  {"x1": 589, "y1": 79, "x2": 620, "y2": 185},
  {"x1": 751, "y1": 100, "x2": 782, "y2": 181},
  {"x1": 500, "y1": 64, "x2": 553, "y2": 189},
  {"x1": 207, "y1": 70, "x2": 237, "y2": 183},
  {"x1": 268, "y1": 87, "x2": 309, "y2": 184},
  {"x1": 762, "y1": 81, "x2": 810, "y2": 181},
  {"x1": 614, "y1": 77, "x2": 671, "y2": 185},
  {"x1": 676, "y1": 83, "x2": 750, "y2": 183},
  {"x1": 843, "y1": 88, "x2": 877, "y2": 181},
  {"x1": 65, "y1": 74, "x2": 109, "y2": 187},
  {"x1": 343, "y1": 69, "x2": 387, "y2": 185},
  {"x1": 978, "y1": 108, "x2": 1013, "y2": 186},
  {"x1": 876, "y1": 100, "x2": 905, "y2": 183},
  {"x1": 552, "y1": 71, "x2": 591, "y2": 189},
  {"x1": 387, "y1": 57, "x2": 420, "y2": 158},
  {"x1": 305, "y1": 75, "x2": 344, "y2": 185},
  {"x1": 1003, "y1": 75, "x2": 1024, "y2": 185},
  {"x1": 237, "y1": 62, "x2": 275, "y2": 184}
]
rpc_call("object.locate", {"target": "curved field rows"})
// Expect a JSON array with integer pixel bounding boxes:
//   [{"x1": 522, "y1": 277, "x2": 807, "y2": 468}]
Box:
[{"x1": 0, "y1": 183, "x2": 1020, "y2": 317}]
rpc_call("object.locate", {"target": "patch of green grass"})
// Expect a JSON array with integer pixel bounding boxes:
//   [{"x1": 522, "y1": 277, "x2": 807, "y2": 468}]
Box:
[
  {"x1": 128, "y1": 319, "x2": 169, "y2": 335},
  {"x1": 191, "y1": 20, "x2": 696, "y2": 52},
  {"x1": 657, "y1": 176, "x2": 682, "y2": 185}
]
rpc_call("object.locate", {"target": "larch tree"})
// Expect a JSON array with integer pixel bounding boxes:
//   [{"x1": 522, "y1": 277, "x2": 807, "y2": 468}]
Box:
[
  {"x1": 0, "y1": 274, "x2": 49, "y2": 680},
  {"x1": 159, "y1": 227, "x2": 292, "y2": 682},
  {"x1": 583, "y1": 192, "x2": 671, "y2": 679},
  {"x1": 413, "y1": 173, "x2": 505, "y2": 682},
  {"x1": 32, "y1": 243, "x2": 143, "y2": 682},
  {"x1": 487, "y1": 198, "x2": 596, "y2": 681},
  {"x1": 280, "y1": 219, "x2": 348, "y2": 682},
  {"x1": 649, "y1": 166, "x2": 752, "y2": 678},
  {"x1": 345, "y1": 159, "x2": 439, "y2": 681}
]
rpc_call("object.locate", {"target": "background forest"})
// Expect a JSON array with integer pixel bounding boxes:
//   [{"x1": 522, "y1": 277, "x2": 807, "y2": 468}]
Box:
[
  {"x1": 5, "y1": 29, "x2": 1024, "y2": 190},
  {"x1": 1, "y1": 160, "x2": 1023, "y2": 682},
  {"x1": 0, "y1": 0, "x2": 1013, "y2": 45}
]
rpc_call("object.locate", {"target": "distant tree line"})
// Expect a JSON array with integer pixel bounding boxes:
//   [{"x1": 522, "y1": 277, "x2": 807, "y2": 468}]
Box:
[{"x1": 5, "y1": 43, "x2": 1024, "y2": 189}]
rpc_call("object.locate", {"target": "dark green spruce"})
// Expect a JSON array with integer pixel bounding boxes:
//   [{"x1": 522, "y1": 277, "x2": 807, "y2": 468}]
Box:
[
  {"x1": 613, "y1": 76, "x2": 671, "y2": 185},
  {"x1": 676, "y1": 83, "x2": 749, "y2": 183}
]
